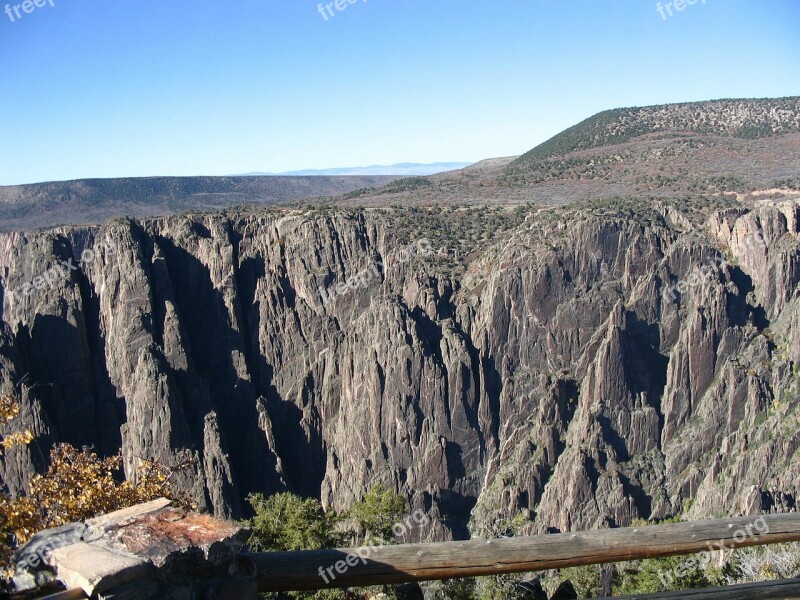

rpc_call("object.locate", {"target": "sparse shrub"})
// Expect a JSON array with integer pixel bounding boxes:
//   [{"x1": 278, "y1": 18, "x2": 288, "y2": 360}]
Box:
[
  {"x1": 726, "y1": 543, "x2": 800, "y2": 584},
  {"x1": 774, "y1": 178, "x2": 800, "y2": 191},
  {"x1": 475, "y1": 575, "x2": 545, "y2": 599},
  {"x1": 431, "y1": 578, "x2": 477, "y2": 600}
]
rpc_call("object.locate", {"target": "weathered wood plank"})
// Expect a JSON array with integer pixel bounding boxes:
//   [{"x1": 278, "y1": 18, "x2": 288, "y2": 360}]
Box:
[
  {"x1": 36, "y1": 589, "x2": 87, "y2": 600},
  {"x1": 614, "y1": 577, "x2": 800, "y2": 599},
  {"x1": 251, "y1": 513, "x2": 800, "y2": 592}
]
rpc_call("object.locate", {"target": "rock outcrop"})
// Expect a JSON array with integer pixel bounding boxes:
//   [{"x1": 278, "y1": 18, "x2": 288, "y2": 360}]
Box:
[
  {"x1": 1, "y1": 196, "x2": 798, "y2": 541},
  {"x1": 12, "y1": 498, "x2": 253, "y2": 599}
]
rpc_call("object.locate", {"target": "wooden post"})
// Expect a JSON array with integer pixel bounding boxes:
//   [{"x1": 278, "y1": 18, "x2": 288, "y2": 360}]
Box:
[
  {"x1": 250, "y1": 513, "x2": 800, "y2": 592},
  {"x1": 614, "y1": 577, "x2": 800, "y2": 599}
]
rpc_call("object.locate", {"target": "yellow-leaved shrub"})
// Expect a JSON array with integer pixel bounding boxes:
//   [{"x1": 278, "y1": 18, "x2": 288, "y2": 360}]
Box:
[{"x1": 0, "y1": 393, "x2": 192, "y2": 575}]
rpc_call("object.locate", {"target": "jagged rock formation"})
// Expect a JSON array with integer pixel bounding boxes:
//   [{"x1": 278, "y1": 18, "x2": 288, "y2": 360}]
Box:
[{"x1": 1, "y1": 193, "x2": 798, "y2": 541}]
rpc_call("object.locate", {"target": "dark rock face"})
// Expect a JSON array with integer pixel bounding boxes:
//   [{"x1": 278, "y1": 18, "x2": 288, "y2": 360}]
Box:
[{"x1": 1, "y1": 199, "x2": 798, "y2": 541}]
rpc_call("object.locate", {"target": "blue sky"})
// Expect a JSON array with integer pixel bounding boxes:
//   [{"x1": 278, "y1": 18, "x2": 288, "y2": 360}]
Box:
[{"x1": 0, "y1": 0, "x2": 798, "y2": 185}]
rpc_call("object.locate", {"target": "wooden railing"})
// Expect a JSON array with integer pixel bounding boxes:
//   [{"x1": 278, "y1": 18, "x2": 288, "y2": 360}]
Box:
[
  {"x1": 250, "y1": 513, "x2": 800, "y2": 597},
  {"x1": 615, "y1": 578, "x2": 800, "y2": 599}
]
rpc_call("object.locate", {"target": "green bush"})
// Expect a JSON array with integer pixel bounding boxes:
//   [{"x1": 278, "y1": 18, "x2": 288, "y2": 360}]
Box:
[
  {"x1": 246, "y1": 493, "x2": 348, "y2": 599},
  {"x1": 347, "y1": 484, "x2": 408, "y2": 544},
  {"x1": 557, "y1": 565, "x2": 603, "y2": 598},
  {"x1": 247, "y1": 487, "x2": 412, "y2": 600},
  {"x1": 613, "y1": 555, "x2": 723, "y2": 595},
  {"x1": 246, "y1": 492, "x2": 340, "y2": 552}
]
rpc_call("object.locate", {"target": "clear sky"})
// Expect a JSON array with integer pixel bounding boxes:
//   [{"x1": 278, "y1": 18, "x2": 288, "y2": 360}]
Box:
[{"x1": 0, "y1": 0, "x2": 798, "y2": 185}]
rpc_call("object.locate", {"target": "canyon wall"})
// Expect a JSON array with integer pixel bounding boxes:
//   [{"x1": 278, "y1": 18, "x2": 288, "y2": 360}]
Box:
[{"x1": 1, "y1": 199, "x2": 798, "y2": 540}]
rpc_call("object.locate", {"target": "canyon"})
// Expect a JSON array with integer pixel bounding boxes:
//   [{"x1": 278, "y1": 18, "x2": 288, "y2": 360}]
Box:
[{"x1": 1, "y1": 98, "x2": 799, "y2": 544}]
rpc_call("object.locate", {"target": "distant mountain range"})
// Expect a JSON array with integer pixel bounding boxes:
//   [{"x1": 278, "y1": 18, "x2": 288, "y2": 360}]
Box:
[{"x1": 236, "y1": 162, "x2": 473, "y2": 177}]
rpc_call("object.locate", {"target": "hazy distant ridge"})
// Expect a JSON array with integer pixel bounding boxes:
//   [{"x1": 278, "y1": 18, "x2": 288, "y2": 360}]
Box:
[
  {"x1": 238, "y1": 162, "x2": 473, "y2": 177},
  {"x1": 0, "y1": 175, "x2": 399, "y2": 232}
]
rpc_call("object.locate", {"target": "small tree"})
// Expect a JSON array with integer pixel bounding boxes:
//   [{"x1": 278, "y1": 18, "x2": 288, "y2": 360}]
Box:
[
  {"x1": 246, "y1": 493, "x2": 346, "y2": 600},
  {"x1": 347, "y1": 485, "x2": 407, "y2": 544},
  {"x1": 246, "y1": 488, "x2": 411, "y2": 600},
  {"x1": 246, "y1": 492, "x2": 340, "y2": 552}
]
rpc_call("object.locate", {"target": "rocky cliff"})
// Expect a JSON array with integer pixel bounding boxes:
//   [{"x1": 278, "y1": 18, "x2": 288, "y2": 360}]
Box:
[{"x1": 1, "y1": 194, "x2": 798, "y2": 541}]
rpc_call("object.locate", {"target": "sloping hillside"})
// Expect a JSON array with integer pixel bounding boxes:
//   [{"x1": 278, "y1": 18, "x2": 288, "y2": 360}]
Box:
[
  {"x1": 0, "y1": 175, "x2": 399, "y2": 232},
  {"x1": 511, "y1": 97, "x2": 800, "y2": 166},
  {"x1": 331, "y1": 98, "x2": 800, "y2": 208}
]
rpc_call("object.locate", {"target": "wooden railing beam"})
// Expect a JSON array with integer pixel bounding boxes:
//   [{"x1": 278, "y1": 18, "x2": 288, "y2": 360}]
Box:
[
  {"x1": 250, "y1": 513, "x2": 800, "y2": 592},
  {"x1": 614, "y1": 577, "x2": 800, "y2": 599}
]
